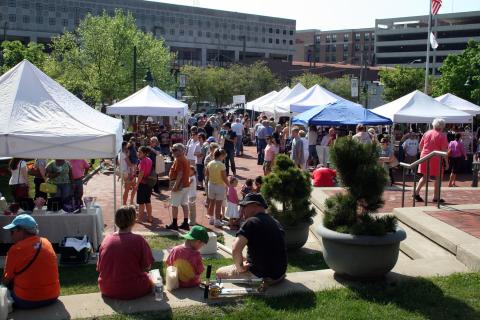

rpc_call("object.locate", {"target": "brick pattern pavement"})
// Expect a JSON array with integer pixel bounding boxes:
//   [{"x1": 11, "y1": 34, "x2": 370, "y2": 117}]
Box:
[
  {"x1": 425, "y1": 209, "x2": 480, "y2": 239},
  {"x1": 87, "y1": 146, "x2": 264, "y2": 233}
]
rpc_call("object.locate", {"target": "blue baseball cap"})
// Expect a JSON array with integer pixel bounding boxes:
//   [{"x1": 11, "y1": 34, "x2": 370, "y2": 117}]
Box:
[
  {"x1": 207, "y1": 136, "x2": 216, "y2": 143},
  {"x1": 3, "y1": 214, "x2": 38, "y2": 230}
]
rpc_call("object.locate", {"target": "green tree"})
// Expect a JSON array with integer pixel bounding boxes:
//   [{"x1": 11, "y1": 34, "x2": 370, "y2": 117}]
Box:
[
  {"x1": 45, "y1": 9, "x2": 174, "y2": 107},
  {"x1": 433, "y1": 40, "x2": 480, "y2": 104},
  {"x1": 181, "y1": 65, "x2": 210, "y2": 104},
  {"x1": 327, "y1": 75, "x2": 353, "y2": 100},
  {"x1": 292, "y1": 72, "x2": 329, "y2": 89},
  {"x1": 1, "y1": 41, "x2": 47, "y2": 74},
  {"x1": 379, "y1": 66, "x2": 425, "y2": 102}
]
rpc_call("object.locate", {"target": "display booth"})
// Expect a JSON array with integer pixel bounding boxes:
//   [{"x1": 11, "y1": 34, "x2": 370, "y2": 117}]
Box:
[{"x1": 0, "y1": 60, "x2": 123, "y2": 250}]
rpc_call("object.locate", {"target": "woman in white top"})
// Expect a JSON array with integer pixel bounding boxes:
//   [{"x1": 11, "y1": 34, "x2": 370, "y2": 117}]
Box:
[
  {"x1": 8, "y1": 158, "x2": 28, "y2": 202},
  {"x1": 119, "y1": 141, "x2": 135, "y2": 206}
]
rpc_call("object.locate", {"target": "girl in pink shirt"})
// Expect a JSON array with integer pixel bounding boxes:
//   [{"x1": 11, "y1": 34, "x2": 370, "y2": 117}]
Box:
[
  {"x1": 263, "y1": 136, "x2": 278, "y2": 175},
  {"x1": 225, "y1": 176, "x2": 240, "y2": 229}
]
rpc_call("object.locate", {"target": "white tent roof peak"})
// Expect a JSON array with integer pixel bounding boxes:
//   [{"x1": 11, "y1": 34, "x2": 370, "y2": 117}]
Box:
[
  {"x1": 0, "y1": 60, "x2": 122, "y2": 158},
  {"x1": 107, "y1": 85, "x2": 188, "y2": 117},
  {"x1": 435, "y1": 93, "x2": 480, "y2": 115},
  {"x1": 372, "y1": 90, "x2": 472, "y2": 124}
]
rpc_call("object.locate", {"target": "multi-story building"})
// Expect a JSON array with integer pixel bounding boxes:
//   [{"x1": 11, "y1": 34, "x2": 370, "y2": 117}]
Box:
[
  {"x1": 375, "y1": 11, "x2": 480, "y2": 71},
  {"x1": 0, "y1": 0, "x2": 296, "y2": 66},
  {"x1": 294, "y1": 28, "x2": 375, "y2": 66}
]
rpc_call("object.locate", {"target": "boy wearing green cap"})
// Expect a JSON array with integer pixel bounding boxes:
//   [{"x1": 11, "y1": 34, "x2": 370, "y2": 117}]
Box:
[{"x1": 165, "y1": 226, "x2": 209, "y2": 288}]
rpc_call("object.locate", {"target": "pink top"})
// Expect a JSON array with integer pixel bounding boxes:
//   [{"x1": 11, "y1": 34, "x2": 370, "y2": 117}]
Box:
[
  {"x1": 97, "y1": 232, "x2": 154, "y2": 300},
  {"x1": 419, "y1": 130, "x2": 448, "y2": 157},
  {"x1": 448, "y1": 140, "x2": 466, "y2": 158},
  {"x1": 69, "y1": 160, "x2": 90, "y2": 180},
  {"x1": 227, "y1": 186, "x2": 239, "y2": 204},
  {"x1": 264, "y1": 144, "x2": 277, "y2": 162},
  {"x1": 138, "y1": 157, "x2": 152, "y2": 184},
  {"x1": 166, "y1": 245, "x2": 204, "y2": 287}
]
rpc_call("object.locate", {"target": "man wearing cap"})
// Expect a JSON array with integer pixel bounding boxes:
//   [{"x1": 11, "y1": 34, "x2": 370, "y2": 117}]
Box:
[
  {"x1": 2, "y1": 214, "x2": 60, "y2": 309},
  {"x1": 167, "y1": 143, "x2": 191, "y2": 230},
  {"x1": 216, "y1": 193, "x2": 287, "y2": 284},
  {"x1": 166, "y1": 226, "x2": 209, "y2": 287}
]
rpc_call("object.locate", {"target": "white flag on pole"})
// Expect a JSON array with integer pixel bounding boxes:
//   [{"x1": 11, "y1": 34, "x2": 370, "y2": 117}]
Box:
[{"x1": 430, "y1": 32, "x2": 439, "y2": 49}]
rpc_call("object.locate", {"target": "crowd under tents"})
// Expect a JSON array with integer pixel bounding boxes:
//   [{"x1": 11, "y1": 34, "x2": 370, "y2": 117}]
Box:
[
  {"x1": 435, "y1": 93, "x2": 480, "y2": 116},
  {"x1": 371, "y1": 90, "x2": 473, "y2": 124},
  {"x1": 0, "y1": 60, "x2": 123, "y2": 159},
  {"x1": 107, "y1": 85, "x2": 188, "y2": 117},
  {"x1": 292, "y1": 100, "x2": 392, "y2": 127}
]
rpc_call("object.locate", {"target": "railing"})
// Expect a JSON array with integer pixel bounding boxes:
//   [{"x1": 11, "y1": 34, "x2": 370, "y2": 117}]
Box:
[{"x1": 399, "y1": 150, "x2": 448, "y2": 209}]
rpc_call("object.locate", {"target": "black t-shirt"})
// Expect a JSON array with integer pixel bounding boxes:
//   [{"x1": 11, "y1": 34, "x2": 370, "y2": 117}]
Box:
[
  {"x1": 236, "y1": 212, "x2": 287, "y2": 279},
  {"x1": 205, "y1": 123, "x2": 214, "y2": 137},
  {"x1": 272, "y1": 131, "x2": 281, "y2": 145},
  {"x1": 224, "y1": 130, "x2": 237, "y2": 151}
]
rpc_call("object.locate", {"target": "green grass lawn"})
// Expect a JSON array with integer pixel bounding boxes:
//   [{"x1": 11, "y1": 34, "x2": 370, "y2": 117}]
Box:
[{"x1": 88, "y1": 273, "x2": 480, "y2": 320}]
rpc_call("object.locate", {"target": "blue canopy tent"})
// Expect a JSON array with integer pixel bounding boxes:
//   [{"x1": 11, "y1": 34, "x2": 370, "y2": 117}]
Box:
[{"x1": 292, "y1": 100, "x2": 393, "y2": 127}]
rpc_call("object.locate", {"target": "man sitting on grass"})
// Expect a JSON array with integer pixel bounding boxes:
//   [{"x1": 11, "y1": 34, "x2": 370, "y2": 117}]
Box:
[
  {"x1": 216, "y1": 193, "x2": 287, "y2": 285},
  {"x1": 3, "y1": 214, "x2": 60, "y2": 309}
]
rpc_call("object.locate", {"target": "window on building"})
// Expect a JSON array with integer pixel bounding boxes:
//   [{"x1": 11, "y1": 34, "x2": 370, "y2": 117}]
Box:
[
  {"x1": 326, "y1": 34, "x2": 331, "y2": 42},
  {"x1": 197, "y1": 30, "x2": 202, "y2": 37},
  {"x1": 49, "y1": 18, "x2": 56, "y2": 25},
  {"x1": 247, "y1": 26, "x2": 250, "y2": 31},
  {"x1": 365, "y1": 33, "x2": 370, "y2": 41},
  {"x1": 22, "y1": 1, "x2": 29, "y2": 9},
  {"x1": 223, "y1": 34, "x2": 227, "y2": 40},
  {"x1": 8, "y1": 0, "x2": 16, "y2": 7},
  {"x1": 289, "y1": 40, "x2": 293, "y2": 45},
  {"x1": 344, "y1": 33, "x2": 349, "y2": 41},
  {"x1": 62, "y1": 19, "x2": 68, "y2": 27},
  {"x1": 275, "y1": 38, "x2": 279, "y2": 44},
  {"x1": 262, "y1": 37, "x2": 266, "y2": 43},
  {"x1": 269, "y1": 27, "x2": 273, "y2": 33},
  {"x1": 326, "y1": 45, "x2": 330, "y2": 52},
  {"x1": 231, "y1": 34, "x2": 235, "y2": 40},
  {"x1": 355, "y1": 43, "x2": 360, "y2": 51},
  {"x1": 364, "y1": 44, "x2": 369, "y2": 51},
  {"x1": 189, "y1": 19, "x2": 193, "y2": 26},
  {"x1": 355, "y1": 33, "x2": 360, "y2": 41},
  {"x1": 198, "y1": 20, "x2": 202, "y2": 27},
  {"x1": 36, "y1": 3, "x2": 42, "y2": 11},
  {"x1": 36, "y1": 16, "x2": 43, "y2": 24},
  {"x1": 269, "y1": 38, "x2": 273, "y2": 43},
  {"x1": 239, "y1": 25, "x2": 243, "y2": 30},
  {"x1": 315, "y1": 35, "x2": 321, "y2": 44},
  {"x1": 332, "y1": 44, "x2": 336, "y2": 52},
  {"x1": 179, "y1": 29, "x2": 185, "y2": 36},
  {"x1": 215, "y1": 33, "x2": 219, "y2": 39},
  {"x1": 343, "y1": 52, "x2": 349, "y2": 61},
  {"x1": 170, "y1": 29, "x2": 175, "y2": 35},
  {"x1": 254, "y1": 26, "x2": 258, "y2": 32},
  {"x1": 206, "y1": 32, "x2": 210, "y2": 38},
  {"x1": 254, "y1": 37, "x2": 258, "y2": 42},
  {"x1": 22, "y1": 16, "x2": 29, "y2": 24},
  {"x1": 276, "y1": 28, "x2": 279, "y2": 34},
  {"x1": 331, "y1": 55, "x2": 336, "y2": 62},
  {"x1": 48, "y1": 4, "x2": 54, "y2": 11},
  {"x1": 215, "y1": 21, "x2": 219, "y2": 28},
  {"x1": 332, "y1": 34, "x2": 337, "y2": 42},
  {"x1": 283, "y1": 30, "x2": 286, "y2": 35},
  {"x1": 170, "y1": 17, "x2": 175, "y2": 24},
  {"x1": 223, "y1": 23, "x2": 227, "y2": 28},
  {"x1": 325, "y1": 56, "x2": 330, "y2": 62},
  {"x1": 343, "y1": 44, "x2": 349, "y2": 51},
  {"x1": 206, "y1": 21, "x2": 210, "y2": 27},
  {"x1": 283, "y1": 39, "x2": 286, "y2": 44},
  {"x1": 290, "y1": 30, "x2": 294, "y2": 36},
  {"x1": 262, "y1": 27, "x2": 266, "y2": 32},
  {"x1": 8, "y1": 14, "x2": 16, "y2": 22},
  {"x1": 231, "y1": 24, "x2": 235, "y2": 30},
  {"x1": 179, "y1": 17, "x2": 184, "y2": 25}
]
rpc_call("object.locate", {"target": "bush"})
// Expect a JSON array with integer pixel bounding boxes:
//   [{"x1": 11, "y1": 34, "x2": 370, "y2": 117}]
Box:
[
  {"x1": 323, "y1": 137, "x2": 397, "y2": 235},
  {"x1": 262, "y1": 154, "x2": 316, "y2": 226}
]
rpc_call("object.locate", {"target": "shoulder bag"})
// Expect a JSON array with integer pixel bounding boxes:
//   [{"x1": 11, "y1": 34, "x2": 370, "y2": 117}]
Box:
[{"x1": 14, "y1": 239, "x2": 42, "y2": 276}]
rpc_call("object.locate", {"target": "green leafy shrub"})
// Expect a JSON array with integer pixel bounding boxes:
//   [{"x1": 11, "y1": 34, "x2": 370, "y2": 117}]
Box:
[
  {"x1": 262, "y1": 154, "x2": 316, "y2": 226},
  {"x1": 323, "y1": 137, "x2": 397, "y2": 235}
]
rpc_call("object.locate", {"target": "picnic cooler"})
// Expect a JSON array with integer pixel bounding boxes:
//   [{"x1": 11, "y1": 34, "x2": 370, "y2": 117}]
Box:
[{"x1": 59, "y1": 236, "x2": 92, "y2": 265}]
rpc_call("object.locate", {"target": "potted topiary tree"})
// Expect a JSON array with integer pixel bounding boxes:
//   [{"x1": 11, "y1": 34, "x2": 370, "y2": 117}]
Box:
[
  {"x1": 315, "y1": 137, "x2": 406, "y2": 278},
  {"x1": 262, "y1": 154, "x2": 316, "y2": 250}
]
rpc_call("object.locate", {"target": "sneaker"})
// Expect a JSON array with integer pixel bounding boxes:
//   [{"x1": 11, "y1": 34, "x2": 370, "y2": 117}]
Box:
[
  {"x1": 209, "y1": 217, "x2": 214, "y2": 225},
  {"x1": 413, "y1": 194, "x2": 424, "y2": 202},
  {"x1": 165, "y1": 223, "x2": 178, "y2": 231},
  {"x1": 432, "y1": 198, "x2": 445, "y2": 203},
  {"x1": 214, "y1": 219, "x2": 224, "y2": 227},
  {"x1": 179, "y1": 222, "x2": 190, "y2": 230}
]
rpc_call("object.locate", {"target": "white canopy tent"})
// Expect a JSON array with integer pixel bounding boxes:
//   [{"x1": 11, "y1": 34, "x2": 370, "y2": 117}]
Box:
[
  {"x1": 0, "y1": 60, "x2": 123, "y2": 159},
  {"x1": 274, "y1": 84, "x2": 345, "y2": 118},
  {"x1": 435, "y1": 93, "x2": 480, "y2": 116},
  {"x1": 262, "y1": 83, "x2": 307, "y2": 117},
  {"x1": 107, "y1": 85, "x2": 188, "y2": 117},
  {"x1": 245, "y1": 90, "x2": 279, "y2": 111},
  {"x1": 371, "y1": 90, "x2": 472, "y2": 124}
]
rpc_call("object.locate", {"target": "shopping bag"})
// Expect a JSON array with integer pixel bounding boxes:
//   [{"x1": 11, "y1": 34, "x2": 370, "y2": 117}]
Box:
[{"x1": 40, "y1": 182, "x2": 57, "y2": 194}]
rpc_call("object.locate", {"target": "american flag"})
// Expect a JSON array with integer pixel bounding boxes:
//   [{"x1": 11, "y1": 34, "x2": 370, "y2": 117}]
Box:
[{"x1": 431, "y1": 0, "x2": 442, "y2": 15}]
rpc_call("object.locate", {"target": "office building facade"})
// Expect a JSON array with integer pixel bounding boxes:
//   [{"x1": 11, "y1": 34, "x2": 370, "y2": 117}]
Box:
[
  {"x1": 0, "y1": 0, "x2": 296, "y2": 66},
  {"x1": 294, "y1": 28, "x2": 375, "y2": 66},
  {"x1": 375, "y1": 11, "x2": 480, "y2": 71}
]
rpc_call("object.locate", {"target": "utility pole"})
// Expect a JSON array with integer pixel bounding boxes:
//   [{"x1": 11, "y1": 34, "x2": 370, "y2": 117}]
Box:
[
  {"x1": 424, "y1": 0, "x2": 433, "y2": 93},
  {"x1": 133, "y1": 45, "x2": 137, "y2": 93}
]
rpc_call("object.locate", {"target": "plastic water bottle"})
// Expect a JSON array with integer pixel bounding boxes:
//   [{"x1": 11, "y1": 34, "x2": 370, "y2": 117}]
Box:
[{"x1": 154, "y1": 276, "x2": 163, "y2": 301}]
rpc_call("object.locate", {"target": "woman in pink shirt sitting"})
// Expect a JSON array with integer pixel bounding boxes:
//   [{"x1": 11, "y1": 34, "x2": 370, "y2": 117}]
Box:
[
  {"x1": 263, "y1": 136, "x2": 278, "y2": 175},
  {"x1": 448, "y1": 133, "x2": 467, "y2": 187},
  {"x1": 97, "y1": 206, "x2": 154, "y2": 300}
]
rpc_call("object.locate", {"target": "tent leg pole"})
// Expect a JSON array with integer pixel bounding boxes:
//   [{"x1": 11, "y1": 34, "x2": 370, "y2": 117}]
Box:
[{"x1": 113, "y1": 158, "x2": 117, "y2": 232}]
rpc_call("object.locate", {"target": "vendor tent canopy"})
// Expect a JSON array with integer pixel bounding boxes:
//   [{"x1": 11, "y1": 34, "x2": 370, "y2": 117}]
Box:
[
  {"x1": 292, "y1": 100, "x2": 392, "y2": 127},
  {"x1": 0, "y1": 60, "x2": 123, "y2": 159},
  {"x1": 262, "y1": 83, "x2": 307, "y2": 116},
  {"x1": 435, "y1": 93, "x2": 480, "y2": 116},
  {"x1": 244, "y1": 90, "x2": 278, "y2": 111},
  {"x1": 274, "y1": 84, "x2": 346, "y2": 117},
  {"x1": 107, "y1": 85, "x2": 188, "y2": 117},
  {"x1": 371, "y1": 90, "x2": 472, "y2": 124}
]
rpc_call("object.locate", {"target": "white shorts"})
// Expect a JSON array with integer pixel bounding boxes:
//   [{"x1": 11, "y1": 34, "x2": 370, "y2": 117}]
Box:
[
  {"x1": 208, "y1": 182, "x2": 226, "y2": 201},
  {"x1": 225, "y1": 201, "x2": 240, "y2": 219},
  {"x1": 171, "y1": 188, "x2": 189, "y2": 207}
]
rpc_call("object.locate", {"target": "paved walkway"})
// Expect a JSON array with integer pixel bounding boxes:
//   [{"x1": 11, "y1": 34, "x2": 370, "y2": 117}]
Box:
[
  {"x1": 426, "y1": 209, "x2": 480, "y2": 239},
  {"x1": 87, "y1": 146, "x2": 264, "y2": 233}
]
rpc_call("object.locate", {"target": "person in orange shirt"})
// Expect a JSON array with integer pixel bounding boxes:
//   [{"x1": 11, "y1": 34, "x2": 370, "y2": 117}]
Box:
[
  {"x1": 2, "y1": 214, "x2": 60, "y2": 309},
  {"x1": 167, "y1": 143, "x2": 191, "y2": 231}
]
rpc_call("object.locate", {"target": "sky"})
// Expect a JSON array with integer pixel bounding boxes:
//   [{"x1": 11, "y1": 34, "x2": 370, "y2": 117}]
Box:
[{"x1": 151, "y1": 0, "x2": 480, "y2": 30}]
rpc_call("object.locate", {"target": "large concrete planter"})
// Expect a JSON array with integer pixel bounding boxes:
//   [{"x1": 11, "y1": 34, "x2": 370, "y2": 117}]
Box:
[
  {"x1": 316, "y1": 224, "x2": 407, "y2": 278},
  {"x1": 283, "y1": 218, "x2": 313, "y2": 250}
]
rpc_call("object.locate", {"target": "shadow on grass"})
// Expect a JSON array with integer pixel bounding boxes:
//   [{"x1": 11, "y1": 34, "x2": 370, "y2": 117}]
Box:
[
  {"x1": 262, "y1": 282, "x2": 317, "y2": 312},
  {"x1": 287, "y1": 249, "x2": 328, "y2": 273},
  {"x1": 336, "y1": 272, "x2": 480, "y2": 320}
]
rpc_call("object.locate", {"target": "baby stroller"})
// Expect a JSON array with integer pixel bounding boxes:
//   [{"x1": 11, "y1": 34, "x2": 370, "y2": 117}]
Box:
[{"x1": 242, "y1": 135, "x2": 252, "y2": 146}]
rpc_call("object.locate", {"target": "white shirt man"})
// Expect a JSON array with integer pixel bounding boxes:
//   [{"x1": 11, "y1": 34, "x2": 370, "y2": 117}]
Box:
[
  {"x1": 402, "y1": 135, "x2": 419, "y2": 163},
  {"x1": 231, "y1": 120, "x2": 244, "y2": 137}
]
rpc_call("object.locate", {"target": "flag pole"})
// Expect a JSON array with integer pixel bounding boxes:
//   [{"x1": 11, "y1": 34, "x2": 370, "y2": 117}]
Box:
[{"x1": 424, "y1": 0, "x2": 433, "y2": 94}]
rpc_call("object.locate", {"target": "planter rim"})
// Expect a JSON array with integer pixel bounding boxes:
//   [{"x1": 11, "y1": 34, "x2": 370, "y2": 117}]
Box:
[
  {"x1": 281, "y1": 217, "x2": 314, "y2": 229},
  {"x1": 316, "y1": 223, "x2": 406, "y2": 246}
]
